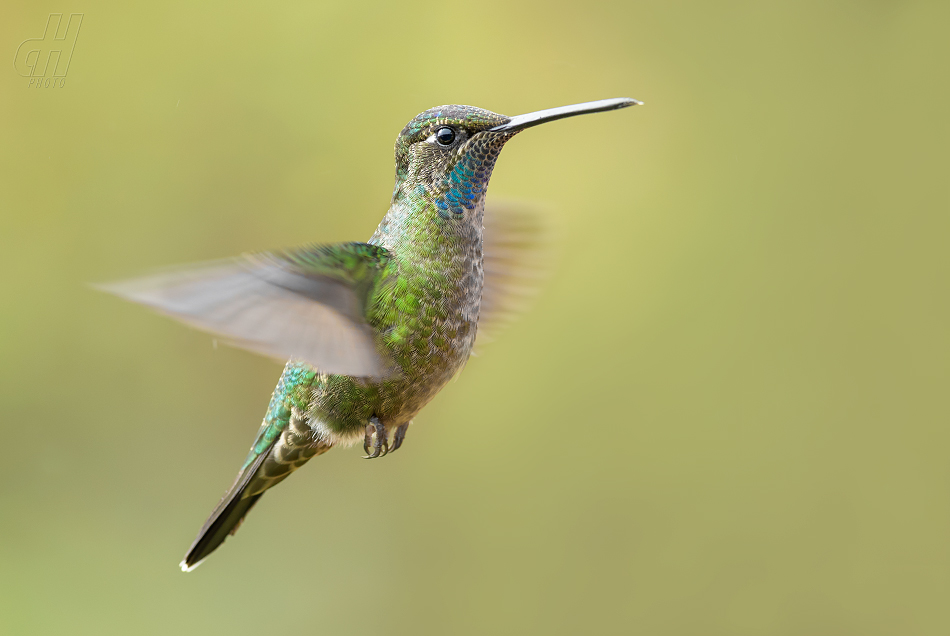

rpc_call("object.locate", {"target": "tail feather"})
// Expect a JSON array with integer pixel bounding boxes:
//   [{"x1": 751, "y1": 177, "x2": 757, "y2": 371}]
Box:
[
  {"x1": 180, "y1": 418, "x2": 333, "y2": 571},
  {"x1": 180, "y1": 451, "x2": 270, "y2": 571},
  {"x1": 180, "y1": 361, "x2": 334, "y2": 571}
]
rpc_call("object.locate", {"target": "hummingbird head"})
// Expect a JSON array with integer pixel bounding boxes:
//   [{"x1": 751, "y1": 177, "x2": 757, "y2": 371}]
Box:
[
  {"x1": 389, "y1": 98, "x2": 640, "y2": 224},
  {"x1": 391, "y1": 104, "x2": 513, "y2": 221}
]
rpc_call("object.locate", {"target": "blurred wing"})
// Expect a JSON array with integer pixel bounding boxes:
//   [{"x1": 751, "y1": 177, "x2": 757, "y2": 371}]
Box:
[
  {"x1": 478, "y1": 201, "x2": 550, "y2": 344},
  {"x1": 97, "y1": 243, "x2": 392, "y2": 377}
]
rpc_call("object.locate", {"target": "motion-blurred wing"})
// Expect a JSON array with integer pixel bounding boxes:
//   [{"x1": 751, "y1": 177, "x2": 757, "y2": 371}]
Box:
[
  {"x1": 97, "y1": 243, "x2": 392, "y2": 377},
  {"x1": 478, "y1": 202, "x2": 550, "y2": 343}
]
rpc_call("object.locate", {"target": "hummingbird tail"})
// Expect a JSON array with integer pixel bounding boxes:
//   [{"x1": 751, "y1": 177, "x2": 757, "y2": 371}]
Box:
[
  {"x1": 180, "y1": 416, "x2": 333, "y2": 571},
  {"x1": 180, "y1": 496, "x2": 263, "y2": 572},
  {"x1": 179, "y1": 451, "x2": 270, "y2": 572}
]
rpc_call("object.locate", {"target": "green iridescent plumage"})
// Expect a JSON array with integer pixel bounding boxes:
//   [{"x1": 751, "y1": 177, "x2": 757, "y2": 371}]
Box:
[{"x1": 99, "y1": 98, "x2": 639, "y2": 570}]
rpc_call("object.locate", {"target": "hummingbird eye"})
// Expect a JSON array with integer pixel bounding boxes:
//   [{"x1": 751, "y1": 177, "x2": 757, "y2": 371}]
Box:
[{"x1": 435, "y1": 127, "x2": 456, "y2": 146}]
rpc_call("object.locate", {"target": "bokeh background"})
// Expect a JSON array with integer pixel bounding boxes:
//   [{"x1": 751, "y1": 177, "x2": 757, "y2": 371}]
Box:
[{"x1": 2, "y1": 1, "x2": 949, "y2": 634}]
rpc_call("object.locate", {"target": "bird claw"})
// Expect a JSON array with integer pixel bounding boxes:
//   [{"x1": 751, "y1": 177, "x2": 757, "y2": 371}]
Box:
[
  {"x1": 363, "y1": 417, "x2": 389, "y2": 459},
  {"x1": 362, "y1": 419, "x2": 410, "y2": 459},
  {"x1": 391, "y1": 422, "x2": 409, "y2": 453}
]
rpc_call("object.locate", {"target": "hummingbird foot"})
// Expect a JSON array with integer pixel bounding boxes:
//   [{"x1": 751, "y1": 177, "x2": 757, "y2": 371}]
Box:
[
  {"x1": 363, "y1": 417, "x2": 389, "y2": 459},
  {"x1": 391, "y1": 422, "x2": 409, "y2": 453}
]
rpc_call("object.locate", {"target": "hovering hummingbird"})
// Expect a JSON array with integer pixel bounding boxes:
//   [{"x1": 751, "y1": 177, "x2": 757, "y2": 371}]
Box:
[{"x1": 100, "y1": 97, "x2": 640, "y2": 571}]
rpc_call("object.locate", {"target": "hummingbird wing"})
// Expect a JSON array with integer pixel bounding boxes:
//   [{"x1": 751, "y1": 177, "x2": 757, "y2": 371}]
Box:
[
  {"x1": 97, "y1": 242, "x2": 392, "y2": 377},
  {"x1": 478, "y1": 202, "x2": 549, "y2": 343}
]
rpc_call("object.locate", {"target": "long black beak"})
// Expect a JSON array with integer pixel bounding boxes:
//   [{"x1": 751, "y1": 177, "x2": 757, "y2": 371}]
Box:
[{"x1": 489, "y1": 98, "x2": 641, "y2": 133}]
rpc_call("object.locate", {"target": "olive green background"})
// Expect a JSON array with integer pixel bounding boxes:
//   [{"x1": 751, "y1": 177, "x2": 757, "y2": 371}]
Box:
[{"x1": 2, "y1": 1, "x2": 948, "y2": 634}]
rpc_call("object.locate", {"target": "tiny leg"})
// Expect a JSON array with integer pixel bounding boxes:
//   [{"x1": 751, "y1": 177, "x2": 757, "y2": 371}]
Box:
[
  {"x1": 363, "y1": 416, "x2": 389, "y2": 459},
  {"x1": 390, "y1": 422, "x2": 410, "y2": 453}
]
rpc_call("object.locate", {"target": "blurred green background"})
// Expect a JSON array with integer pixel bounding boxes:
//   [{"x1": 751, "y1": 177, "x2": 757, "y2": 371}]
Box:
[{"x1": 2, "y1": 0, "x2": 949, "y2": 634}]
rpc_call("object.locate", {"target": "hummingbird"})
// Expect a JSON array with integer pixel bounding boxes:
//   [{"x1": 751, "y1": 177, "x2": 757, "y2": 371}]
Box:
[{"x1": 100, "y1": 97, "x2": 640, "y2": 571}]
